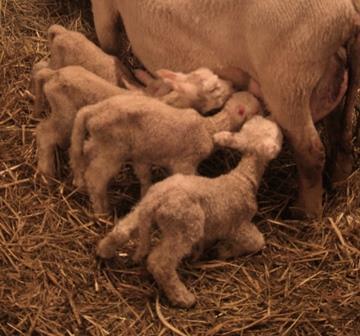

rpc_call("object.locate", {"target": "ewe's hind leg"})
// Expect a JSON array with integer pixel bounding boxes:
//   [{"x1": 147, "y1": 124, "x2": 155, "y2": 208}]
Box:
[
  {"x1": 325, "y1": 103, "x2": 353, "y2": 183},
  {"x1": 84, "y1": 150, "x2": 122, "y2": 214},
  {"x1": 147, "y1": 202, "x2": 205, "y2": 308},
  {"x1": 36, "y1": 119, "x2": 67, "y2": 179},
  {"x1": 216, "y1": 221, "x2": 265, "y2": 260},
  {"x1": 328, "y1": 34, "x2": 360, "y2": 182},
  {"x1": 91, "y1": 0, "x2": 123, "y2": 55},
  {"x1": 261, "y1": 69, "x2": 325, "y2": 218},
  {"x1": 289, "y1": 121, "x2": 325, "y2": 218}
]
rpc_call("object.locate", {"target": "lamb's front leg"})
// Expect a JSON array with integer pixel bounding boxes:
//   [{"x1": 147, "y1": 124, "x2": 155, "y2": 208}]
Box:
[{"x1": 215, "y1": 221, "x2": 265, "y2": 259}]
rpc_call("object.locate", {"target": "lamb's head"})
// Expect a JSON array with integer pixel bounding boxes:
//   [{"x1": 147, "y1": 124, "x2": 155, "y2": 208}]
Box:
[
  {"x1": 156, "y1": 67, "x2": 234, "y2": 113},
  {"x1": 222, "y1": 91, "x2": 262, "y2": 131},
  {"x1": 214, "y1": 116, "x2": 283, "y2": 161}
]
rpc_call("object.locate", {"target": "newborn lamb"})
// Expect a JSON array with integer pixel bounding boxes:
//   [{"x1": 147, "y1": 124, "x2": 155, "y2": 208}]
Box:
[
  {"x1": 129, "y1": 67, "x2": 235, "y2": 114},
  {"x1": 35, "y1": 24, "x2": 234, "y2": 115},
  {"x1": 47, "y1": 24, "x2": 132, "y2": 87},
  {"x1": 97, "y1": 115, "x2": 283, "y2": 308},
  {"x1": 33, "y1": 63, "x2": 235, "y2": 181},
  {"x1": 33, "y1": 65, "x2": 141, "y2": 180},
  {"x1": 70, "y1": 92, "x2": 261, "y2": 213}
]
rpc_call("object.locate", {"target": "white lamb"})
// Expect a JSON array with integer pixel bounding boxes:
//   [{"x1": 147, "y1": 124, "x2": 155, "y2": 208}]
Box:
[
  {"x1": 96, "y1": 115, "x2": 283, "y2": 308},
  {"x1": 33, "y1": 65, "x2": 141, "y2": 180},
  {"x1": 32, "y1": 64, "x2": 236, "y2": 182},
  {"x1": 34, "y1": 24, "x2": 234, "y2": 116},
  {"x1": 47, "y1": 24, "x2": 132, "y2": 87},
  {"x1": 69, "y1": 92, "x2": 261, "y2": 213},
  {"x1": 129, "y1": 67, "x2": 235, "y2": 114}
]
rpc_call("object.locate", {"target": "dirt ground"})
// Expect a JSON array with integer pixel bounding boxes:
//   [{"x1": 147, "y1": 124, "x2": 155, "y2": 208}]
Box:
[{"x1": 1, "y1": 1, "x2": 359, "y2": 335}]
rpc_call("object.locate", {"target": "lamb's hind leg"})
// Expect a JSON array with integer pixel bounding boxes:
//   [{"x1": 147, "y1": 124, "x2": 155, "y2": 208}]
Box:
[
  {"x1": 36, "y1": 118, "x2": 68, "y2": 180},
  {"x1": 147, "y1": 238, "x2": 197, "y2": 308},
  {"x1": 31, "y1": 60, "x2": 49, "y2": 117},
  {"x1": 146, "y1": 203, "x2": 204, "y2": 308},
  {"x1": 84, "y1": 149, "x2": 122, "y2": 214},
  {"x1": 216, "y1": 221, "x2": 265, "y2": 259}
]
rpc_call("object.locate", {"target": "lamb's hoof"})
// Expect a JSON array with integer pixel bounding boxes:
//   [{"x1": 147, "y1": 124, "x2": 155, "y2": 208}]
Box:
[
  {"x1": 96, "y1": 236, "x2": 117, "y2": 259},
  {"x1": 170, "y1": 290, "x2": 196, "y2": 308}
]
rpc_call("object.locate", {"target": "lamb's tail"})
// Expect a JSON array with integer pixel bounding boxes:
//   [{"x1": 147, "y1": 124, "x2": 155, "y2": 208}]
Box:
[
  {"x1": 47, "y1": 24, "x2": 67, "y2": 44},
  {"x1": 69, "y1": 105, "x2": 98, "y2": 188},
  {"x1": 31, "y1": 66, "x2": 55, "y2": 117}
]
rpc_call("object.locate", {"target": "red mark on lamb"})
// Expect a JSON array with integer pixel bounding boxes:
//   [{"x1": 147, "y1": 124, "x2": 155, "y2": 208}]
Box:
[{"x1": 238, "y1": 106, "x2": 245, "y2": 116}]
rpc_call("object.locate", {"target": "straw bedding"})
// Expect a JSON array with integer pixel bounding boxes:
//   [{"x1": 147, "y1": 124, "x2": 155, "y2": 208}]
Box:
[{"x1": 0, "y1": 1, "x2": 359, "y2": 335}]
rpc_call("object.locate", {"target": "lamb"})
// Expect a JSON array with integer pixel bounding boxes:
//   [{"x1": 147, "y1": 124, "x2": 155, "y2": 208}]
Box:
[
  {"x1": 47, "y1": 24, "x2": 132, "y2": 88},
  {"x1": 96, "y1": 115, "x2": 283, "y2": 308},
  {"x1": 127, "y1": 67, "x2": 235, "y2": 114},
  {"x1": 33, "y1": 63, "x2": 236, "y2": 181},
  {"x1": 33, "y1": 65, "x2": 141, "y2": 180},
  {"x1": 69, "y1": 91, "x2": 261, "y2": 213},
  {"x1": 35, "y1": 24, "x2": 234, "y2": 116},
  {"x1": 90, "y1": 0, "x2": 360, "y2": 217}
]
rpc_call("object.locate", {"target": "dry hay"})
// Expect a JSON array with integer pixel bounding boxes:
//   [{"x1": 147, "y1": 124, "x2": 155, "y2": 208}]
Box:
[{"x1": 0, "y1": 1, "x2": 359, "y2": 335}]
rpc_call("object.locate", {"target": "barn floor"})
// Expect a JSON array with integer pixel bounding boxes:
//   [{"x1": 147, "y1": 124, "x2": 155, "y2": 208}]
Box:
[{"x1": 1, "y1": 1, "x2": 359, "y2": 335}]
